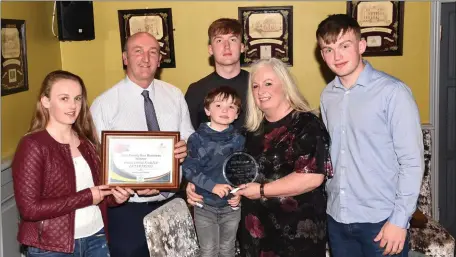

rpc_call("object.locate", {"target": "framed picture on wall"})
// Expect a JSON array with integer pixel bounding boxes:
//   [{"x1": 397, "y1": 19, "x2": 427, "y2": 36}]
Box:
[
  {"x1": 1, "y1": 19, "x2": 29, "y2": 96},
  {"x1": 238, "y1": 6, "x2": 293, "y2": 66},
  {"x1": 118, "y1": 8, "x2": 176, "y2": 68},
  {"x1": 347, "y1": 1, "x2": 404, "y2": 56}
]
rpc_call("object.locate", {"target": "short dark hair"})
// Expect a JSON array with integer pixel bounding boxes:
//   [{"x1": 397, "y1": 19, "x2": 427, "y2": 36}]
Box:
[
  {"x1": 316, "y1": 14, "x2": 361, "y2": 45},
  {"x1": 208, "y1": 18, "x2": 242, "y2": 44},
  {"x1": 204, "y1": 86, "x2": 242, "y2": 114}
]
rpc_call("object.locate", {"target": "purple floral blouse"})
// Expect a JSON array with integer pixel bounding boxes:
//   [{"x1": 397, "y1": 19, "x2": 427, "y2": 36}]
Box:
[{"x1": 240, "y1": 111, "x2": 333, "y2": 257}]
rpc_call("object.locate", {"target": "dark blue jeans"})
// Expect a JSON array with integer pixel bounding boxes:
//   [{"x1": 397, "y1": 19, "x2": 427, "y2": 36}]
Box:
[
  {"x1": 327, "y1": 215, "x2": 410, "y2": 257},
  {"x1": 27, "y1": 228, "x2": 109, "y2": 257}
]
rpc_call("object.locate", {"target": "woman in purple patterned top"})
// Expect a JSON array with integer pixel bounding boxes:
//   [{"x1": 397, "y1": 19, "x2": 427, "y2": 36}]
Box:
[{"x1": 234, "y1": 58, "x2": 333, "y2": 257}]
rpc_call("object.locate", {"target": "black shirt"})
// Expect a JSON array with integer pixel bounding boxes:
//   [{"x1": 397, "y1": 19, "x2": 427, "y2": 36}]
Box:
[{"x1": 185, "y1": 70, "x2": 249, "y2": 130}]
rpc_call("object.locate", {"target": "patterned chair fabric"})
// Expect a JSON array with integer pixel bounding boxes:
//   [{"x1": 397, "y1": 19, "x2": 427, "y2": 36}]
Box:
[
  {"x1": 144, "y1": 198, "x2": 200, "y2": 257},
  {"x1": 409, "y1": 129, "x2": 455, "y2": 257}
]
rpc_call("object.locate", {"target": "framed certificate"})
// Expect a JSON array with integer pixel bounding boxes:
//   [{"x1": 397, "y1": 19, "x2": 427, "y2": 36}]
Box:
[
  {"x1": 238, "y1": 6, "x2": 293, "y2": 66},
  {"x1": 1, "y1": 19, "x2": 29, "y2": 96},
  {"x1": 347, "y1": 1, "x2": 404, "y2": 56},
  {"x1": 101, "y1": 131, "x2": 180, "y2": 190},
  {"x1": 118, "y1": 8, "x2": 176, "y2": 68}
]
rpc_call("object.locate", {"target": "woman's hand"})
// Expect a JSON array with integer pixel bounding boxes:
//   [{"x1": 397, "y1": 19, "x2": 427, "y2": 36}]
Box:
[
  {"x1": 235, "y1": 183, "x2": 261, "y2": 200},
  {"x1": 90, "y1": 185, "x2": 113, "y2": 205},
  {"x1": 111, "y1": 186, "x2": 134, "y2": 204},
  {"x1": 136, "y1": 189, "x2": 160, "y2": 196},
  {"x1": 186, "y1": 182, "x2": 204, "y2": 206}
]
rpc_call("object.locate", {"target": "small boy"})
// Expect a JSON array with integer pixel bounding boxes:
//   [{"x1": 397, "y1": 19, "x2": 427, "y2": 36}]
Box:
[{"x1": 183, "y1": 86, "x2": 244, "y2": 257}]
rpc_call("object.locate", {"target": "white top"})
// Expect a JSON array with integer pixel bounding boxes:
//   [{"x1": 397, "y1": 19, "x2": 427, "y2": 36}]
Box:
[
  {"x1": 73, "y1": 156, "x2": 104, "y2": 239},
  {"x1": 90, "y1": 76, "x2": 195, "y2": 202}
]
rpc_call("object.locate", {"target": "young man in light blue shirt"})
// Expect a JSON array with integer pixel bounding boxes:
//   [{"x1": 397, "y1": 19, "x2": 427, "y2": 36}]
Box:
[{"x1": 317, "y1": 14, "x2": 424, "y2": 257}]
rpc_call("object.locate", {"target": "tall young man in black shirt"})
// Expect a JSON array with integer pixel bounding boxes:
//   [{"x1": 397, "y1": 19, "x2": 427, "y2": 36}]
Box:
[
  {"x1": 184, "y1": 18, "x2": 248, "y2": 257},
  {"x1": 185, "y1": 18, "x2": 248, "y2": 130}
]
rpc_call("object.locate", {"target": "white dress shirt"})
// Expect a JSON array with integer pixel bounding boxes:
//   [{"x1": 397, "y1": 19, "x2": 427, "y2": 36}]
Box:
[{"x1": 90, "y1": 76, "x2": 195, "y2": 202}]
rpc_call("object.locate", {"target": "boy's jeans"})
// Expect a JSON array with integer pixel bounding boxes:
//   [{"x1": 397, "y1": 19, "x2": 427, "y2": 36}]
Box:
[
  {"x1": 194, "y1": 204, "x2": 241, "y2": 257},
  {"x1": 27, "y1": 228, "x2": 109, "y2": 257},
  {"x1": 328, "y1": 215, "x2": 410, "y2": 257}
]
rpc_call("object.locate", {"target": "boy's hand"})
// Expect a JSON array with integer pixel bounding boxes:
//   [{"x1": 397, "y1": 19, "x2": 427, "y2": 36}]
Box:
[
  {"x1": 212, "y1": 184, "x2": 232, "y2": 198},
  {"x1": 228, "y1": 194, "x2": 241, "y2": 207}
]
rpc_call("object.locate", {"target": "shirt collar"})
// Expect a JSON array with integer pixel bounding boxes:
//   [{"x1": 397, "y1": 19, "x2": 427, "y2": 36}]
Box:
[
  {"x1": 125, "y1": 76, "x2": 156, "y2": 98},
  {"x1": 332, "y1": 60, "x2": 374, "y2": 89},
  {"x1": 356, "y1": 60, "x2": 374, "y2": 87}
]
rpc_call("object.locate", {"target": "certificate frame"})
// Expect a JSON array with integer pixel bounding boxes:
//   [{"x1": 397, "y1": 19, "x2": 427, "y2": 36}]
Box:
[
  {"x1": 1, "y1": 19, "x2": 29, "y2": 96},
  {"x1": 118, "y1": 8, "x2": 176, "y2": 69},
  {"x1": 101, "y1": 131, "x2": 180, "y2": 190},
  {"x1": 347, "y1": 1, "x2": 404, "y2": 56},
  {"x1": 238, "y1": 6, "x2": 293, "y2": 66}
]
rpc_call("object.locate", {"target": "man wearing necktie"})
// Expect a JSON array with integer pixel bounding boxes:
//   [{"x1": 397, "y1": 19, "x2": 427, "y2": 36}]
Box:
[{"x1": 90, "y1": 32, "x2": 194, "y2": 257}]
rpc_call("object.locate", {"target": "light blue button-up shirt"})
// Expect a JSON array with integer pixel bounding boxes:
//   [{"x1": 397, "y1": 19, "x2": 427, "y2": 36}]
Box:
[{"x1": 321, "y1": 61, "x2": 424, "y2": 229}]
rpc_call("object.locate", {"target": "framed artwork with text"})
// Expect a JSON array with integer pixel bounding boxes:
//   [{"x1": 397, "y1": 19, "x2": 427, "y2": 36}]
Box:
[
  {"x1": 1, "y1": 19, "x2": 29, "y2": 96},
  {"x1": 347, "y1": 1, "x2": 404, "y2": 56},
  {"x1": 238, "y1": 6, "x2": 293, "y2": 66},
  {"x1": 118, "y1": 8, "x2": 176, "y2": 68}
]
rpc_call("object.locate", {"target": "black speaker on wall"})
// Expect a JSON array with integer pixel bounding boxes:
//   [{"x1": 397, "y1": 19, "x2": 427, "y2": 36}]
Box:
[{"x1": 56, "y1": 1, "x2": 95, "y2": 41}]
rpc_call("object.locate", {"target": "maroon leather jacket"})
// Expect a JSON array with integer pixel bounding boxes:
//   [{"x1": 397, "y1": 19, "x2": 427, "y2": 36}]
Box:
[{"x1": 12, "y1": 130, "x2": 117, "y2": 253}]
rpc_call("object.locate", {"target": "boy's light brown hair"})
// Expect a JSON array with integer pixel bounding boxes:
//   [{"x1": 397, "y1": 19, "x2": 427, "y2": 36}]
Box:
[
  {"x1": 208, "y1": 18, "x2": 242, "y2": 44},
  {"x1": 204, "y1": 86, "x2": 242, "y2": 114},
  {"x1": 316, "y1": 14, "x2": 362, "y2": 45}
]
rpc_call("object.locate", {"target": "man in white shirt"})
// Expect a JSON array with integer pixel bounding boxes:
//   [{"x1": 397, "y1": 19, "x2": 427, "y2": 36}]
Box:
[{"x1": 90, "y1": 32, "x2": 194, "y2": 257}]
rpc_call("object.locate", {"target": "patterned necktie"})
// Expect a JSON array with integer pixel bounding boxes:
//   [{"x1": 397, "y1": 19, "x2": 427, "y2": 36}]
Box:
[{"x1": 141, "y1": 90, "x2": 169, "y2": 198}]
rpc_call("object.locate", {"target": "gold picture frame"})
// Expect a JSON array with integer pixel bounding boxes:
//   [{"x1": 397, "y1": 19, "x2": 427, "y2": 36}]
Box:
[
  {"x1": 118, "y1": 8, "x2": 176, "y2": 68},
  {"x1": 347, "y1": 1, "x2": 404, "y2": 56},
  {"x1": 238, "y1": 6, "x2": 293, "y2": 66},
  {"x1": 1, "y1": 19, "x2": 29, "y2": 96}
]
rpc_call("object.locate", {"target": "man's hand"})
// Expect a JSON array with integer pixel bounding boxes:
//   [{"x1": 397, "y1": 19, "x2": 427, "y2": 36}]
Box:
[
  {"x1": 374, "y1": 221, "x2": 407, "y2": 255},
  {"x1": 212, "y1": 184, "x2": 232, "y2": 198},
  {"x1": 174, "y1": 140, "x2": 187, "y2": 163},
  {"x1": 136, "y1": 189, "x2": 160, "y2": 196},
  {"x1": 186, "y1": 182, "x2": 203, "y2": 206}
]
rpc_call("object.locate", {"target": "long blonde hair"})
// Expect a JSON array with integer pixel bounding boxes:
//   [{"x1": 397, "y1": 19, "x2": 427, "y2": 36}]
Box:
[
  {"x1": 245, "y1": 58, "x2": 315, "y2": 132},
  {"x1": 28, "y1": 70, "x2": 100, "y2": 150}
]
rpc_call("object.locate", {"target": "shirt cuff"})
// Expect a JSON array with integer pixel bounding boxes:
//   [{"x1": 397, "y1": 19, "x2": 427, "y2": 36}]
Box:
[{"x1": 388, "y1": 210, "x2": 411, "y2": 229}]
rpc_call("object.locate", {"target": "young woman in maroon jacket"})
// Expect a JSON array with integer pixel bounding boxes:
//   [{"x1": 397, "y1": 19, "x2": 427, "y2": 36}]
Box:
[{"x1": 12, "y1": 70, "x2": 133, "y2": 257}]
